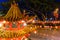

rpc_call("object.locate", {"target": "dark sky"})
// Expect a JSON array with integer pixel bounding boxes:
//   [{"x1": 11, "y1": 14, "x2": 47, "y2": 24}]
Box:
[
  {"x1": 0, "y1": 0, "x2": 9, "y2": 2},
  {"x1": 0, "y1": 0, "x2": 60, "y2": 2}
]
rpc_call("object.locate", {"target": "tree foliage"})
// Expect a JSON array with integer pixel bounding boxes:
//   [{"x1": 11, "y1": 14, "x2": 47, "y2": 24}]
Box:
[{"x1": 23, "y1": 0, "x2": 59, "y2": 20}]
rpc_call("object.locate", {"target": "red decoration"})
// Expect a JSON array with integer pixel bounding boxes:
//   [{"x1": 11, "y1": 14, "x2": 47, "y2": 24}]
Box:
[{"x1": 17, "y1": 23, "x2": 20, "y2": 30}]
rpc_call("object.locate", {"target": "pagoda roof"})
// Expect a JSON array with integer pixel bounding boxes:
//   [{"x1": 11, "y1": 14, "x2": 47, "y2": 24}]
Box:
[{"x1": 3, "y1": 2, "x2": 23, "y2": 21}]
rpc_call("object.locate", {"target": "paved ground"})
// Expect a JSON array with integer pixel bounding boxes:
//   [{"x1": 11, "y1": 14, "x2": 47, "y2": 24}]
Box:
[{"x1": 30, "y1": 29, "x2": 60, "y2": 40}]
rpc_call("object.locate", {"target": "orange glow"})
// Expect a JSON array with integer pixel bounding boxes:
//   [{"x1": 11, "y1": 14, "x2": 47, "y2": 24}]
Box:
[
  {"x1": 2, "y1": 20, "x2": 6, "y2": 24},
  {"x1": 21, "y1": 20, "x2": 25, "y2": 23},
  {"x1": 34, "y1": 30, "x2": 37, "y2": 34},
  {"x1": 0, "y1": 23, "x2": 3, "y2": 27},
  {"x1": 53, "y1": 8, "x2": 59, "y2": 18}
]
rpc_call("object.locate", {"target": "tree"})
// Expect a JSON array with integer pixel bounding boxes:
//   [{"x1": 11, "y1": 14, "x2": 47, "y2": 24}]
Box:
[{"x1": 23, "y1": 0, "x2": 59, "y2": 20}]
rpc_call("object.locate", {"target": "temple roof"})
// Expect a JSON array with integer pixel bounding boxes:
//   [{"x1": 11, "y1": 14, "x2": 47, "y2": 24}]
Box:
[{"x1": 3, "y1": 2, "x2": 23, "y2": 21}]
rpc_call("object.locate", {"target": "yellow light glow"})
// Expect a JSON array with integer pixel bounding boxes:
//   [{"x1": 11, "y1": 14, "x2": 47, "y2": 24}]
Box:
[
  {"x1": 32, "y1": 20, "x2": 35, "y2": 23},
  {"x1": 34, "y1": 31, "x2": 37, "y2": 34},
  {"x1": 55, "y1": 8, "x2": 59, "y2": 11},
  {"x1": 0, "y1": 23, "x2": 3, "y2": 27},
  {"x1": 3, "y1": 21, "x2": 6, "y2": 23},
  {"x1": 55, "y1": 26, "x2": 58, "y2": 29},
  {"x1": 21, "y1": 36, "x2": 26, "y2": 40},
  {"x1": 40, "y1": 26, "x2": 42, "y2": 28},
  {"x1": 22, "y1": 20, "x2": 25, "y2": 23},
  {"x1": 25, "y1": 38, "x2": 28, "y2": 40},
  {"x1": 30, "y1": 27, "x2": 32, "y2": 29},
  {"x1": 54, "y1": 8, "x2": 59, "y2": 13},
  {"x1": 23, "y1": 23, "x2": 27, "y2": 26}
]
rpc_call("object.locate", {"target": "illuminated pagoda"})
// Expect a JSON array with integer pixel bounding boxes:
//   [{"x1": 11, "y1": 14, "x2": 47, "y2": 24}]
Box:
[
  {"x1": 4, "y1": 2, "x2": 22, "y2": 21},
  {"x1": 2, "y1": 1, "x2": 25, "y2": 30},
  {"x1": 0, "y1": 1, "x2": 37, "y2": 40},
  {"x1": 0, "y1": 1, "x2": 35, "y2": 30}
]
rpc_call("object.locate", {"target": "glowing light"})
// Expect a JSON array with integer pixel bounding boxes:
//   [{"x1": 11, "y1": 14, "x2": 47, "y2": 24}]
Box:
[
  {"x1": 23, "y1": 23, "x2": 27, "y2": 26},
  {"x1": 55, "y1": 26, "x2": 57, "y2": 28},
  {"x1": 34, "y1": 30, "x2": 37, "y2": 34},
  {"x1": 30, "y1": 27, "x2": 32, "y2": 29},
  {"x1": 40, "y1": 26, "x2": 42, "y2": 28},
  {"x1": 0, "y1": 23, "x2": 3, "y2": 27},
  {"x1": 21, "y1": 36, "x2": 26, "y2": 40},
  {"x1": 54, "y1": 8, "x2": 59, "y2": 13},
  {"x1": 32, "y1": 20, "x2": 35, "y2": 23},
  {"x1": 3, "y1": 20, "x2": 6, "y2": 23},
  {"x1": 11, "y1": 39, "x2": 13, "y2": 40},
  {"x1": 55, "y1": 8, "x2": 59, "y2": 12},
  {"x1": 53, "y1": 8, "x2": 59, "y2": 18},
  {"x1": 25, "y1": 38, "x2": 28, "y2": 40},
  {"x1": 22, "y1": 20, "x2": 25, "y2": 23}
]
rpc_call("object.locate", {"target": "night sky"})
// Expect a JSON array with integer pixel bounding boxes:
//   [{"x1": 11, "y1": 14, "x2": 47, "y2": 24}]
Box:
[
  {"x1": 0, "y1": 0, "x2": 60, "y2": 9},
  {"x1": 0, "y1": 0, "x2": 8, "y2": 2},
  {"x1": 0, "y1": 0, "x2": 60, "y2": 2}
]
